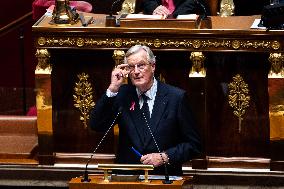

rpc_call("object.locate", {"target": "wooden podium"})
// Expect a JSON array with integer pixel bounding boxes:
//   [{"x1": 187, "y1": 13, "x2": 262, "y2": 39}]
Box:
[
  {"x1": 33, "y1": 13, "x2": 284, "y2": 171},
  {"x1": 69, "y1": 175, "x2": 190, "y2": 189}
]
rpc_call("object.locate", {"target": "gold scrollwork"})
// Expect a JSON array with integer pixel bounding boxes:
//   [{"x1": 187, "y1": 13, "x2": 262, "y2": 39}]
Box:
[
  {"x1": 189, "y1": 52, "x2": 206, "y2": 77},
  {"x1": 228, "y1": 74, "x2": 250, "y2": 133},
  {"x1": 268, "y1": 53, "x2": 284, "y2": 77},
  {"x1": 73, "y1": 73, "x2": 95, "y2": 128},
  {"x1": 35, "y1": 49, "x2": 52, "y2": 73},
  {"x1": 36, "y1": 37, "x2": 281, "y2": 51}
]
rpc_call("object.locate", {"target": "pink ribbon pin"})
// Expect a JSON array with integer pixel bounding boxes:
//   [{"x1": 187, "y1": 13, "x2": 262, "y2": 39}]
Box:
[{"x1": 130, "y1": 101, "x2": 135, "y2": 111}]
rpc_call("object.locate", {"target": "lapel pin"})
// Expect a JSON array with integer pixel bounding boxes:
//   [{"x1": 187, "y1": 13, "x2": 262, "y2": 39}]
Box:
[{"x1": 130, "y1": 101, "x2": 135, "y2": 111}]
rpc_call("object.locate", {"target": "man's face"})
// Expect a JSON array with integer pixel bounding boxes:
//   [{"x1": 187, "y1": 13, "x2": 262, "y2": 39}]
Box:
[{"x1": 127, "y1": 49, "x2": 155, "y2": 92}]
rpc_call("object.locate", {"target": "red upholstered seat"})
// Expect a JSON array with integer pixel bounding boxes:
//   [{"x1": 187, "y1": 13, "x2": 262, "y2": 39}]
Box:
[{"x1": 32, "y1": 0, "x2": 93, "y2": 20}]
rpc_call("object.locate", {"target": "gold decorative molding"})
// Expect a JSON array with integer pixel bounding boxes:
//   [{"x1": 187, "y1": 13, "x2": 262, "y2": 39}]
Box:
[
  {"x1": 36, "y1": 37, "x2": 281, "y2": 51},
  {"x1": 189, "y1": 52, "x2": 206, "y2": 77},
  {"x1": 35, "y1": 49, "x2": 52, "y2": 74},
  {"x1": 228, "y1": 74, "x2": 250, "y2": 133},
  {"x1": 219, "y1": 0, "x2": 235, "y2": 17},
  {"x1": 73, "y1": 73, "x2": 95, "y2": 128},
  {"x1": 118, "y1": 0, "x2": 136, "y2": 14},
  {"x1": 268, "y1": 53, "x2": 284, "y2": 78}
]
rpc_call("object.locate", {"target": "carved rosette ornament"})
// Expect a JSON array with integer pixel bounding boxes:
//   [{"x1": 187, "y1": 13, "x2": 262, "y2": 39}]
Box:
[
  {"x1": 153, "y1": 39, "x2": 162, "y2": 48},
  {"x1": 35, "y1": 49, "x2": 52, "y2": 74},
  {"x1": 114, "y1": 39, "x2": 123, "y2": 47},
  {"x1": 37, "y1": 37, "x2": 47, "y2": 46},
  {"x1": 189, "y1": 52, "x2": 206, "y2": 77},
  {"x1": 76, "y1": 38, "x2": 85, "y2": 47},
  {"x1": 268, "y1": 53, "x2": 284, "y2": 77},
  {"x1": 271, "y1": 41, "x2": 281, "y2": 50},
  {"x1": 73, "y1": 73, "x2": 95, "y2": 128},
  {"x1": 228, "y1": 74, "x2": 250, "y2": 133}
]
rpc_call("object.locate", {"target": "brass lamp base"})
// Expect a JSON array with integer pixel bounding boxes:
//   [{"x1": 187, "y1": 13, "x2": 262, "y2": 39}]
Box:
[{"x1": 51, "y1": 0, "x2": 79, "y2": 25}]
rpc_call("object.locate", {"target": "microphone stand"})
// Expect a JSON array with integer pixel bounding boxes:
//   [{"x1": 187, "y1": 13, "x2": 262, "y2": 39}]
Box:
[
  {"x1": 106, "y1": 0, "x2": 123, "y2": 27},
  {"x1": 142, "y1": 112, "x2": 173, "y2": 184},
  {"x1": 194, "y1": 0, "x2": 212, "y2": 29},
  {"x1": 81, "y1": 110, "x2": 122, "y2": 182},
  {"x1": 194, "y1": 0, "x2": 208, "y2": 20}
]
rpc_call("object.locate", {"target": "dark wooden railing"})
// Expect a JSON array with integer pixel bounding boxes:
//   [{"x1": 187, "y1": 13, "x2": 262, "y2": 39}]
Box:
[{"x1": 0, "y1": 12, "x2": 35, "y2": 115}]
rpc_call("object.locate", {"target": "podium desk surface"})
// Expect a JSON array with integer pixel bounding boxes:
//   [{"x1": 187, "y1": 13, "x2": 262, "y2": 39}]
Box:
[
  {"x1": 33, "y1": 13, "x2": 282, "y2": 32},
  {"x1": 69, "y1": 175, "x2": 192, "y2": 189}
]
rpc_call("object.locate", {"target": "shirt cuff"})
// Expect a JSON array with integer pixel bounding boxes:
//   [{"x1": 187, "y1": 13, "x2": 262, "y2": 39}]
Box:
[{"x1": 106, "y1": 89, "x2": 118, "y2": 97}]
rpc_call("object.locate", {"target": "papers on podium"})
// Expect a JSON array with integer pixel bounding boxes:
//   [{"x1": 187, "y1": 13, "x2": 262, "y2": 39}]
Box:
[
  {"x1": 119, "y1": 14, "x2": 200, "y2": 29},
  {"x1": 124, "y1": 14, "x2": 166, "y2": 19},
  {"x1": 176, "y1": 14, "x2": 199, "y2": 20}
]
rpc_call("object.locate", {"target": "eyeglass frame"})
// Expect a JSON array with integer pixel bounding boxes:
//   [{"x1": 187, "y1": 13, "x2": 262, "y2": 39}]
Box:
[{"x1": 127, "y1": 61, "x2": 153, "y2": 72}]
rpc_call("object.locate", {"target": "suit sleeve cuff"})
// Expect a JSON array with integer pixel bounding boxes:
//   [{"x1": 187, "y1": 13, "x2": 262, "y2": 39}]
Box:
[
  {"x1": 165, "y1": 149, "x2": 175, "y2": 165},
  {"x1": 106, "y1": 89, "x2": 118, "y2": 97}
]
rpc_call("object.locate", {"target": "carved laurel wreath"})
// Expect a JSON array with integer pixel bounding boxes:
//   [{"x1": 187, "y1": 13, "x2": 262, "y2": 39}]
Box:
[{"x1": 73, "y1": 73, "x2": 95, "y2": 128}]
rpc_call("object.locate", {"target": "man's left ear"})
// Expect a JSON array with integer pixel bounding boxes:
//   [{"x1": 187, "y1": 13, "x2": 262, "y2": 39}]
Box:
[{"x1": 152, "y1": 63, "x2": 156, "y2": 73}]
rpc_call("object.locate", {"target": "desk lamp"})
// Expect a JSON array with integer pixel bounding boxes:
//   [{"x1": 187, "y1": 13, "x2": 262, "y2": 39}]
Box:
[{"x1": 51, "y1": 0, "x2": 79, "y2": 25}]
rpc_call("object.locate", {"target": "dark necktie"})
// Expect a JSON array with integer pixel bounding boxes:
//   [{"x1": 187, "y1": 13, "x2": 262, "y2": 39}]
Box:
[
  {"x1": 141, "y1": 94, "x2": 150, "y2": 122},
  {"x1": 141, "y1": 94, "x2": 150, "y2": 141}
]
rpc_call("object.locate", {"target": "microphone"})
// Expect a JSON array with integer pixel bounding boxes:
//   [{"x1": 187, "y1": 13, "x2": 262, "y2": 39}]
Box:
[
  {"x1": 194, "y1": 0, "x2": 208, "y2": 20},
  {"x1": 81, "y1": 107, "x2": 122, "y2": 182},
  {"x1": 106, "y1": 0, "x2": 124, "y2": 27},
  {"x1": 141, "y1": 111, "x2": 173, "y2": 184}
]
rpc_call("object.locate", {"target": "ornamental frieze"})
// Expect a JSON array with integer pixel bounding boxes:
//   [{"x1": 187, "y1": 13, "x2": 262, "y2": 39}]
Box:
[{"x1": 36, "y1": 36, "x2": 281, "y2": 51}]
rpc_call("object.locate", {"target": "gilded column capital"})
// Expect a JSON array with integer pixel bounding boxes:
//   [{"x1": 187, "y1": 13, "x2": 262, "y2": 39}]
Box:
[
  {"x1": 189, "y1": 52, "x2": 206, "y2": 77},
  {"x1": 35, "y1": 49, "x2": 52, "y2": 74},
  {"x1": 268, "y1": 53, "x2": 284, "y2": 77},
  {"x1": 113, "y1": 50, "x2": 125, "y2": 67}
]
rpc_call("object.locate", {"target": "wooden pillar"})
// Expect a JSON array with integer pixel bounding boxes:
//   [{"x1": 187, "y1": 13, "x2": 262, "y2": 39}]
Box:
[
  {"x1": 35, "y1": 48, "x2": 54, "y2": 165},
  {"x1": 188, "y1": 52, "x2": 208, "y2": 169},
  {"x1": 268, "y1": 53, "x2": 284, "y2": 171}
]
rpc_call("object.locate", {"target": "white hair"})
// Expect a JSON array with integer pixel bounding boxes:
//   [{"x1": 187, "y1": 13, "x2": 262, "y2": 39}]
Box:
[{"x1": 124, "y1": 45, "x2": 156, "y2": 64}]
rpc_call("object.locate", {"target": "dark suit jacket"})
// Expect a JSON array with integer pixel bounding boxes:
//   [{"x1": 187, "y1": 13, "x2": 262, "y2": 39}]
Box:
[
  {"x1": 142, "y1": 0, "x2": 199, "y2": 18},
  {"x1": 89, "y1": 80, "x2": 201, "y2": 175}
]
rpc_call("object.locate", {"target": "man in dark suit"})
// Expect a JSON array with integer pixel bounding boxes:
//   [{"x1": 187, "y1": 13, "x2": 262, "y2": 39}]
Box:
[
  {"x1": 142, "y1": 0, "x2": 208, "y2": 18},
  {"x1": 89, "y1": 45, "x2": 201, "y2": 175}
]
